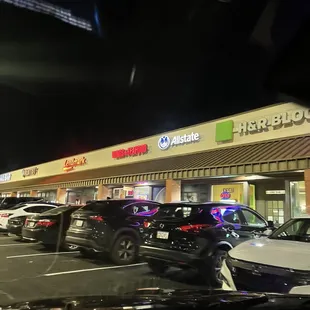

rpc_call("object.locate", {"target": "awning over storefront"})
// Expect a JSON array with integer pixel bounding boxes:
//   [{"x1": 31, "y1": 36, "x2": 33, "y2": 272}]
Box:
[{"x1": 1, "y1": 135, "x2": 310, "y2": 192}]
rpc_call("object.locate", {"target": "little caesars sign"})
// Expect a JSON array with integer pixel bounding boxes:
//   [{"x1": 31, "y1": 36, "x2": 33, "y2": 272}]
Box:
[{"x1": 234, "y1": 108, "x2": 310, "y2": 135}]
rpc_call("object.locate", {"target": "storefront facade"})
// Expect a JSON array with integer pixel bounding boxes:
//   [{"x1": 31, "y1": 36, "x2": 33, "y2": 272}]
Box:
[{"x1": 0, "y1": 102, "x2": 309, "y2": 222}]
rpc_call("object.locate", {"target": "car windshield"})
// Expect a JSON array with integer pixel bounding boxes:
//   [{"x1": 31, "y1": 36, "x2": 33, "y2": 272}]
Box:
[
  {"x1": 41, "y1": 206, "x2": 76, "y2": 215},
  {"x1": 269, "y1": 218, "x2": 310, "y2": 242}
]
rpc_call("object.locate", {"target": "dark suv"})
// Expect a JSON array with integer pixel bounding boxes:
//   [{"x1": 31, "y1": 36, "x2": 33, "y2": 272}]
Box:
[
  {"x1": 140, "y1": 202, "x2": 273, "y2": 286},
  {"x1": 65, "y1": 199, "x2": 161, "y2": 264}
]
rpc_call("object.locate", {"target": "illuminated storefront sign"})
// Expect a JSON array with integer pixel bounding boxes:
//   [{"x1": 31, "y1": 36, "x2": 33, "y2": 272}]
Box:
[
  {"x1": 0, "y1": 173, "x2": 12, "y2": 182},
  {"x1": 63, "y1": 156, "x2": 87, "y2": 172},
  {"x1": 22, "y1": 167, "x2": 38, "y2": 178},
  {"x1": 216, "y1": 108, "x2": 310, "y2": 142},
  {"x1": 158, "y1": 132, "x2": 200, "y2": 150},
  {"x1": 112, "y1": 144, "x2": 148, "y2": 159},
  {"x1": 235, "y1": 108, "x2": 310, "y2": 135}
]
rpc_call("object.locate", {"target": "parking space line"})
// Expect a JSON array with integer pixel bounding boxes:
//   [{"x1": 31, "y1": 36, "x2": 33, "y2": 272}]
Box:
[
  {"x1": 43, "y1": 262, "x2": 147, "y2": 277},
  {"x1": 0, "y1": 243, "x2": 32, "y2": 247},
  {"x1": 7, "y1": 251, "x2": 80, "y2": 259}
]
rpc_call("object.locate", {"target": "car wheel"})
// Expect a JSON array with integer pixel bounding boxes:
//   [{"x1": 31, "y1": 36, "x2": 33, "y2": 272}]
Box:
[
  {"x1": 147, "y1": 259, "x2": 168, "y2": 275},
  {"x1": 79, "y1": 248, "x2": 98, "y2": 258},
  {"x1": 210, "y1": 249, "x2": 228, "y2": 287},
  {"x1": 110, "y1": 235, "x2": 137, "y2": 265}
]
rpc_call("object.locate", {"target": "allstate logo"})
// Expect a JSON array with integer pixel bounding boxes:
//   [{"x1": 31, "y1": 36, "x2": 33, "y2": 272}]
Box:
[{"x1": 158, "y1": 135, "x2": 170, "y2": 150}]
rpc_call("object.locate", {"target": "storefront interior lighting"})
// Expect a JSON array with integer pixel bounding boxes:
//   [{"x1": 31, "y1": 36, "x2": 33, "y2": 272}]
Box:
[
  {"x1": 234, "y1": 175, "x2": 272, "y2": 181},
  {"x1": 136, "y1": 182, "x2": 149, "y2": 185}
]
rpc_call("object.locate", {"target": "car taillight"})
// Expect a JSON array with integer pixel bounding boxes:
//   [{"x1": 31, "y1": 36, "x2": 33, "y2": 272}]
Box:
[
  {"x1": 144, "y1": 221, "x2": 151, "y2": 228},
  {"x1": 36, "y1": 219, "x2": 56, "y2": 227},
  {"x1": 24, "y1": 219, "x2": 28, "y2": 226},
  {"x1": 89, "y1": 215, "x2": 104, "y2": 222},
  {"x1": 178, "y1": 224, "x2": 212, "y2": 232}
]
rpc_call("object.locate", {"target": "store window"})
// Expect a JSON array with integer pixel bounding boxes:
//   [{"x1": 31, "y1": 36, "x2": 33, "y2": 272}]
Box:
[
  {"x1": 37, "y1": 191, "x2": 57, "y2": 202},
  {"x1": 66, "y1": 187, "x2": 96, "y2": 205},
  {"x1": 182, "y1": 184, "x2": 209, "y2": 203},
  {"x1": 290, "y1": 181, "x2": 306, "y2": 217}
]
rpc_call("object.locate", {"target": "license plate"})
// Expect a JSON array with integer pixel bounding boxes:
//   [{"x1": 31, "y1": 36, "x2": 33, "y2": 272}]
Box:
[
  {"x1": 156, "y1": 231, "x2": 169, "y2": 239},
  {"x1": 75, "y1": 220, "x2": 84, "y2": 227},
  {"x1": 28, "y1": 222, "x2": 35, "y2": 227}
]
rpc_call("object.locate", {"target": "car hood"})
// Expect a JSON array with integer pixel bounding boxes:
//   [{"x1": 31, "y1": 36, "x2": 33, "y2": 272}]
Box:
[
  {"x1": 229, "y1": 238, "x2": 310, "y2": 270},
  {"x1": 0, "y1": 289, "x2": 295, "y2": 309}
]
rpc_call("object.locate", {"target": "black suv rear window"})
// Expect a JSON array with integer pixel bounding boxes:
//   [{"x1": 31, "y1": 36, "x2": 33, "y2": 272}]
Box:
[
  {"x1": 81, "y1": 201, "x2": 125, "y2": 215},
  {"x1": 154, "y1": 203, "x2": 217, "y2": 223}
]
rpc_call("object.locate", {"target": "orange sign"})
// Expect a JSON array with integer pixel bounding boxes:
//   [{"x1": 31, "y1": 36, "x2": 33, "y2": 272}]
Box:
[{"x1": 63, "y1": 157, "x2": 87, "y2": 172}]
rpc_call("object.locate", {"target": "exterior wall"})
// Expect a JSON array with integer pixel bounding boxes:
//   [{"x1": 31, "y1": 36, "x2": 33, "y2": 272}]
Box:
[{"x1": 0, "y1": 102, "x2": 309, "y2": 188}]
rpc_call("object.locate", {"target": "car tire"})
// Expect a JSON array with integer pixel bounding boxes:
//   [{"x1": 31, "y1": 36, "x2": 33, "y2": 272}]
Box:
[
  {"x1": 147, "y1": 259, "x2": 168, "y2": 276},
  {"x1": 110, "y1": 235, "x2": 137, "y2": 265},
  {"x1": 42, "y1": 243, "x2": 55, "y2": 250},
  {"x1": 210, "y1": 249, "x2": 228, "y2": 287},
  {"x1": 79, "y1": 248, "x2": 98, "y2": 258}
]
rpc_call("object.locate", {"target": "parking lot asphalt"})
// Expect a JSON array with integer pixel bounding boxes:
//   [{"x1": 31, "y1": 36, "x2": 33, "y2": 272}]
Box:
[{"x1": 0, "y1": 234, "x2": 211, "y2": 305}]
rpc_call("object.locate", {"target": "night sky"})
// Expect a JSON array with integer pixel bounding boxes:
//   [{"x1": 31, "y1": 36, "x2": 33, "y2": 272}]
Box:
[{"x1": 0, "y1": 0, "x2": 310, "y2": 173}]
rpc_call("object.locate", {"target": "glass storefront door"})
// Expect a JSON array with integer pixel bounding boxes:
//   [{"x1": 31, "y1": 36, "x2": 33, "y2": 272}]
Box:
[
  {"x1": 290, "y1": 181, "x2": 306, "y2": 217},
  {"x1": 66, "y1": 187, "x2": 97, "y2": 205},
  {"x1": 266, "y1": 200, "x2": 284, "y2": 226}
]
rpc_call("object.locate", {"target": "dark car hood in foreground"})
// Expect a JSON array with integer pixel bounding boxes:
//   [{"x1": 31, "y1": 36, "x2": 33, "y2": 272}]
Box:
[{"x1": 3, "y1": 288, "x2": 310, "y2": 310}]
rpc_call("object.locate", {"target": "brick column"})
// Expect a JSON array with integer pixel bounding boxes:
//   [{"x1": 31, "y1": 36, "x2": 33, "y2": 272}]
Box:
[
  {"x1": 305, "y1": 169, "x2": 310, "y2": 215},
  {"x1": 165, "y1": 179, "x2": 181, "y2": 203},
  {"x1": 97, "y1": 184, "x2": 109, "y2": 199},
  {"x1": 30, "y1": 190, "x2": 38, "y2": 197},
  {"x1": 56, "y1": 188, "x2": 67, "y2": 204}
]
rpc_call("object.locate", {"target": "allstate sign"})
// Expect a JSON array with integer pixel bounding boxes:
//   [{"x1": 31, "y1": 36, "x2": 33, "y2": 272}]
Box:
[{"x1": 158, "y1": 132, "x2": 200, "y2": 150}]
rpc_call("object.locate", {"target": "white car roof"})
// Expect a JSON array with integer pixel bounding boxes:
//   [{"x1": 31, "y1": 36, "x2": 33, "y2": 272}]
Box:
[
  {"x1": 11, "y1": 203, "x2": 58, "y2": 210},
  {"x1": 22, "y1": 203, "x2": 57, "y2": 207}
]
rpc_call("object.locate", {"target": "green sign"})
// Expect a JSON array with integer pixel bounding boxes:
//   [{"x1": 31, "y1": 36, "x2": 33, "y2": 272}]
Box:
[{"x1": 215, "y1": 120, "x2": 234, "y2": 142}]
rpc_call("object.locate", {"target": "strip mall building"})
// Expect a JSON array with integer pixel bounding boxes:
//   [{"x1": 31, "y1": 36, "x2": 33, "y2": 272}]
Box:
[{"x1": 0, "y1": 102, "x2": 309, "y2": 225}]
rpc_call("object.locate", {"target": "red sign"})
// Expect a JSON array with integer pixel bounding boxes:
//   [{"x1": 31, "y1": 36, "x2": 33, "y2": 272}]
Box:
[
  {"x1": 220, "y1": 191, "x2": 231, "y2": 200},
  {"x1": 63, "y1": 156, "x2": 87, "y2": 172},
  {"x1": 112, "y1": 144, "x2": 148, "y2": 159}
]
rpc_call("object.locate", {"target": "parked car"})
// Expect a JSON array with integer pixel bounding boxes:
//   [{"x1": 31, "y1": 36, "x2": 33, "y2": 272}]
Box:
[
  {"x1": 221, "y1": 216, "x2": 310, "y2": 294},
  {"x1": 1, "y1": 202, "x2": 60, "y2": 232},
  {"x1": 139, "y1": 202, "x2": 272, "y2": 286},
  {"x1": 22, "y1": 205, "x2": 81, "y2": 250},
  {"x1": 0, "y1": 197, "x2": 44, "y2": 210},
  {"x1": 65, "y1": 199, "x2": 161, "y2": 264}
]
